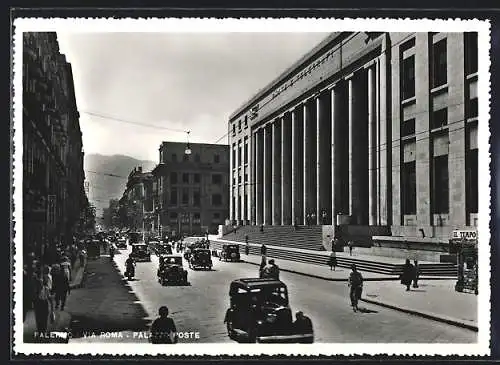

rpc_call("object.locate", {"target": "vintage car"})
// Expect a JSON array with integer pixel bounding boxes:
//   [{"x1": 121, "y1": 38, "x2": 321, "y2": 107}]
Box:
[
  {"x1": 155, "y1": 242, "x2": 173, "y2": 256},
  {"x1": 224, "y1": 278, "x2": 314, "y2": 343},
  {"x1": 220, "y1": 244, "x2": 240, "y2": 262},
  {"x1": 157, "y1": 255, "x2": 189, "y2": 286},
  {"x1": 116, "y1": 237, "x2": 127, "y2": 249},
  {"x1": 86, "y1": 239, "x2": 101, "y2": 259},
  {"x1": 130, "y1": 243, "x2": 151, "y2": 262},
  {"x1": 188, "y1": 248, "x2": 213, "y2": 270}
]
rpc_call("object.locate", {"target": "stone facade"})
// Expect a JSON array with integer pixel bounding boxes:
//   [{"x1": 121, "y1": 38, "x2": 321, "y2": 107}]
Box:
[
  {"x1": 151, "y1": 142, "x2": 229, "y2": 237},
  {"x1": 228, "y1": 32, "x2": 479, "y2": 244},
  {"x1": 23, "y1": 32, "x2": 87, "y2": 260}
]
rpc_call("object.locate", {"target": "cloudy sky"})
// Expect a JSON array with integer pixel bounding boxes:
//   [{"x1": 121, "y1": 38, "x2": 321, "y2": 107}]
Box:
[{"x1": 56, "y1": 32, "x2": 330, "y2": 162}]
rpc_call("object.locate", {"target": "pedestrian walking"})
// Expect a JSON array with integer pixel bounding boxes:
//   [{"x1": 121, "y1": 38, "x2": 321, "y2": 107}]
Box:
[
  {"x1": 150, "y1": 306, "x2": 178, "y2": 344},
  {"x1": 311, "y1": 212, "x2": 316, "y2": 225},
  {"x1": 259, "y1": 256, "x2": 267, "y2": 278},
  {"x1": 294, "y1": 217, "x2": 299, "y2": 231},
  {"x1": 60, "y1": 256, "x2": 72, "y2": 282},
  {"x1": 328, "y1": 250, "x2": 337, "y2": 271},
  {"x1": 413, "y1": 260, "x2": 420, "y2": 288},
  {"x1": 321, "y1": 210, "x2": 327, "y2": 225},
  {"x1": 348, "y1": 264, "x2": 363, "y2": 312},
  {"x1": 79, "y1": 249, "x2": 87, "y2": 266},
  {"x1": 33, "y1": 274, "x2": 51, "y2": 333},
  {"x1": 262, "y1": 259, "x2": 280, "y2": 280},
  {"x1": 400, "y1": 259, "x2": 415, "y2": 291},
  {"x1": 245, "y1": 235, "x2": 250, "y2": 255},
  {"x1": 293, "y1": 311, "x2": 314, "y2": 342},
  {"x1": 53, "y1": 266, "x2": 70, "y2": 311},
  {"x1": 260, "y1": 244, "x2": 267, "y2": 256},
  {"x1": 348, "y1": 240, "x2": 354, "y2": 256}
]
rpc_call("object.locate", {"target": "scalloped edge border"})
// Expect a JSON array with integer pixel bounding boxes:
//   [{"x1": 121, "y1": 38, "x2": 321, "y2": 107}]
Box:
[{"x1": 11, "y1": 16, "x2": 492, "y2": 357}]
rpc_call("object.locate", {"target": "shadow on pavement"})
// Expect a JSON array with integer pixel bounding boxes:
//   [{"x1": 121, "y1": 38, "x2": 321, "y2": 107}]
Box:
[
  {"x1": 67, "y1": 257, "x2": 150, "y2": 340},
  {"x1": 357, "y1": 307, "x2": 379, "y2": 314}
]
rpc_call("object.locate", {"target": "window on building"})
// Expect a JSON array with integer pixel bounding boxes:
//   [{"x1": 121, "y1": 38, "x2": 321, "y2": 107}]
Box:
[
  {"x1": 432, "y1": 154, "x2": 449, "y2": 214},
  {"x1": 212, "y1": 194, "x2": 222, "y2": 206},
  {"x1": 401, "y1": 118, "x2": 416, "y2": 137},
  {"x1": 238, "y1": 175, "x2": 242, "y2": 184},
  {"x1": 172, "y1": 153, "x2": 177, "y2": 162},
  {"x1": 432, "y1": 38, "x2": 447, "y2": 88},
  {"x1": 244, "y1": 139, "x2": 248, "y2": 163},
  {"x1": 402, "y1": 161, "x2": 416, "y2": 215},
  {"x1": 431, "y1": 108, "x2": 448, "y2": 129},
  {"x1": 170, "y1": 172, "x2": 177, "y2": 184},
  {"x1": 170, "y1": 189, "x2": 178, "y2": 205},
  {"x1": 244, "y1": 116, "x2": 248, "y2": 128},
  {"x1": 466, "y1": 148, "x2": 478, "y2": 215},
  {"x1": 170, "y1": 212, "x2": 178, "y2": 220},
  {"x1": 193, "y1": 190, "x2": 201, "y2": 207},
  {"x1": 238, "y1": 145, "x2": 242, "y2": 166},
  {"x1": 212, "y1": 174, "x2": 222, "y2": 185},
  {"x1": 195, "y1": 153, "x2": 200, "y2": 162},
  {"x1": 193, "y1": 213, "x2": 201, "y2": 223},
  {"x1": 244, "y1": 173, "x2": 248, "y2": 182},
  {"x1": 213, "y1": 212, "x2": 220, "y2": 220},
  {"x1": 182, "y1": 173, "x2": 189, "y2": 184},
  {"x1": 232, "y1": 124, "x2": 236, "y2": 135},
  {"x1": 467, "y1": 98, "x2": 478, "y2": 119},
  {"x1": 401, "y1": 55, "x2": 415, "y2": 100},
  {"x1": 194, "y1": 173, "x2": 201, "y2": 183},
  {"x1": 214, "y1": 154, "x2": 220, "y2": 163},
  {"x1": 238, "y1": 119, "x2": 242, "y2": 131},
  {"x1": 182, "y1": 188, "x2": 189, "y2": 205},
  {"x1": 465, "y1": 32, "x2": 478, "y2": 75},
  {"x1": 232, "y1": 146, "x2": 236, "y2": 167}
]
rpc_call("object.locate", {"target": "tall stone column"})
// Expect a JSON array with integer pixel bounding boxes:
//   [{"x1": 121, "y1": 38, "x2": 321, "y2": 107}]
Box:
[
  {"x1": 316, "y1": 93, "x2": 331, "y2": 225},
  {"x1": 255, "y1": 130, "x2": 263, "y2": 225},
  {"x1": 348, "y1": 77, "x2": 356, "y2": 220},
  {"x1": 291, "y1": 109, "x2": 297, "y2": 225},
  {"x1": 263, "y1": 125, "x2": 273, "y2": 225},
  {"x1": 368, "y1": 65, "x2": 377, "y2": 226},
  {"x1": 235, "y1": 140, "x2": 240, "y2": 225},
  {"x1": 247, "y1": 137, "x2": 252, "y2": 224},
  {"x1": 229, "y1": 137, "x2": 234, "y2": 223},
  {"x1": 272, "y1": 120, "x2": 282, "y2": 225},
  {"x1": 303, "y1": 100, "x2": 311, "y2": 225},
  {"x1": 281, "y1": 113, "x2": 292, "y2": 225}
]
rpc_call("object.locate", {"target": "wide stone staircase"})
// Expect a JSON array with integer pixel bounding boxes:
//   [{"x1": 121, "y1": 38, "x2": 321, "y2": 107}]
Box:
[
  {"x1": 209, "y1": 237, "x2": 457, "y2": 277},
  {"x1": 221, "y1": 225, "x2": 325, "y2": 251}
]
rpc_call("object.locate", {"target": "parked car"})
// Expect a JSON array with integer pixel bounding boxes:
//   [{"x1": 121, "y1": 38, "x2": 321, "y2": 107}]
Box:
[
  {"x1": 130, "y1": 243, "x2": 151, "y2": 262},
  {"x1": 155, "y1": 242, "x2": 173, "y2": 255},
  {"x1": 189, "y1": 248, "x2": 213, "y2": 270},
  {"x1": 224, "y1": 278, "x2": 314, "y2": 343},
  {"x1": 220, "y1": 244, "x2": 240, "y2": 262},
  {"x1": 157, "y1": 255, "x2": 189, "y2": 286}
]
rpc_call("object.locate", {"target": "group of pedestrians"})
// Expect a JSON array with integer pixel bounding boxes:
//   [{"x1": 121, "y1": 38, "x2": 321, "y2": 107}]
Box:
[
  {"x1": 400, "y1": 259, "x2": 420, "y2": 291},
  {"x1": 24, "y1": 254, "x2": 73, "y2": 334}
]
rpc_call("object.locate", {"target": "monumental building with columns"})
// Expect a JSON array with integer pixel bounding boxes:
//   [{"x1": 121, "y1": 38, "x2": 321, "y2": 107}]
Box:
[{"x1": 228, "y1": 32, "x2": 478, "y2": 247}]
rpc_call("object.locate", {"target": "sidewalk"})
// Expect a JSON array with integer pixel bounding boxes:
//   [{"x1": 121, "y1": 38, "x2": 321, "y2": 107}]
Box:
[
  {"x1": 23, "y1": 256, "x2": 88, "y2": 343},
  {"x1": 241, "y1": 253, "x2": 396, "y2": 281},
  {"x1": 239, "y1": 252, "x2": 478, "y2": 331}
]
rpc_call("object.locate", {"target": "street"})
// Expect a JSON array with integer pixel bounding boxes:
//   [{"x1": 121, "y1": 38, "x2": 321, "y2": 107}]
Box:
[{"x1": 68, "y1": 246, "x2": 478, "y2": 343}]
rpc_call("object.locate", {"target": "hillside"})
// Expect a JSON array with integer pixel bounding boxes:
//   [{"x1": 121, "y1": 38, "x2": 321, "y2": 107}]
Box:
[{"x1": 84, "y1": 153, "x2": 156, "y2": 215}]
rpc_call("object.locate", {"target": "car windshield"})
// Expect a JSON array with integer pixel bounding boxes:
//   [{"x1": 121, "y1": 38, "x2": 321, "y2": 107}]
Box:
[
  {"x1": 234, "y1": 285, "x2": 288, "y2": 306},
  {"x1": 133, "y1": 245, "x2": 147, "y2": 253},
  {"x1": 165, "y1": 257, "x2": 182, "y2": 265}
]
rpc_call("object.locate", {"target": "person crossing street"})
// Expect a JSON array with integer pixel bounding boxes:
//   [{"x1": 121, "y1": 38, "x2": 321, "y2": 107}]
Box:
[{"x1": 348, "y1": 264, "x2": 363, "y2": 312}]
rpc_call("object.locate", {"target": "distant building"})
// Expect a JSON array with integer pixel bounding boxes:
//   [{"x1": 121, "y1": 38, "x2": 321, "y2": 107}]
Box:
[
  {"x1": 119, "y1": 166, "x2": 154, "y2": 233},
  {"x1": 228, "y1": 32, "x2": 478, "y2": 247},
  {"x1": 23, "y1": 32, "x2": 87, "y2": 260},
  {"x1": 152, "y1": 141, "x2": 229, "y2": 237}
]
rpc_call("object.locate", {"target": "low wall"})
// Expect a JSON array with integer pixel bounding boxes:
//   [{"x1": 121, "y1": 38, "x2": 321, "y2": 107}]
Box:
[{"x1": 355, "y1": 246, "x2": 444, "y2": 262}]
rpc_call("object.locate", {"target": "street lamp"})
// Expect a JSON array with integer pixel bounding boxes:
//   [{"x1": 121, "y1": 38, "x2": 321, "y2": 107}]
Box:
[{"x1": 184, "y1": 131, "x2": 192, "y2": 155}]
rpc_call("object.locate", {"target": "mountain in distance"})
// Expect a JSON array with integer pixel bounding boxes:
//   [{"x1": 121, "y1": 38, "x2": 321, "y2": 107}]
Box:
[{"x1": 84, "y1": 153, "x2": 156, "y2": 215}]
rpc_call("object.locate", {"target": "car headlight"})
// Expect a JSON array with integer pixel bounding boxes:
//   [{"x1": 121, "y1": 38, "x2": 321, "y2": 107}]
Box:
[{"x1": 266, "y1": 313, "x2": 277, "y2": 323}]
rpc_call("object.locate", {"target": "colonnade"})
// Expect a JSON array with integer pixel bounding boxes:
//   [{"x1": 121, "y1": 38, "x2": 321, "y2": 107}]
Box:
[{"x1": 234, "y1": 56, "x2": 389, "y2": 227}]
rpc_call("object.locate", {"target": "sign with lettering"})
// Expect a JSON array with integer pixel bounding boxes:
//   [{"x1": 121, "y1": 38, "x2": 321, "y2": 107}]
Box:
[{"x1": 451, "y1": 230, "x2": 478, "y2": 241}]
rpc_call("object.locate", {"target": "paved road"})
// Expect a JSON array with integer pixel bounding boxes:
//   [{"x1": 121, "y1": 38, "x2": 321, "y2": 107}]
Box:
[{"x1": 109, "y1": 246, "x2": 476, "y2": 344}]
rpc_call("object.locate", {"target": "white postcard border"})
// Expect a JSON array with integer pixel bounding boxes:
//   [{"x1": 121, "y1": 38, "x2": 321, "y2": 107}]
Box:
[{"x1": 12, "y1": 17, "x2": 491, "y2": 356}]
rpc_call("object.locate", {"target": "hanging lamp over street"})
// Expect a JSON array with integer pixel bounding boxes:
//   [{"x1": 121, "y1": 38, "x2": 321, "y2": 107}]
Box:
[{"x1": 185, "y1": 131, "x2": 192, "y2": 155}]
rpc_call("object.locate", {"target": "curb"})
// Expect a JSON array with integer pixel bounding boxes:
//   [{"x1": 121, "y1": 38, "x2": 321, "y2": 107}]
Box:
[
  {"x1": 360, "y1": 297, "x2": 478, "y2": 332},
  {"x1": 241, "y1": 258, "x2": 397, "y2": 282}
]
